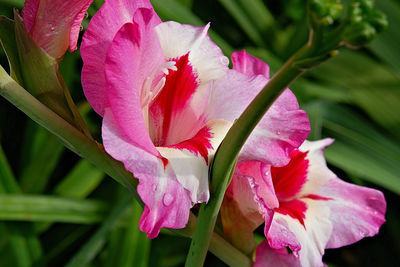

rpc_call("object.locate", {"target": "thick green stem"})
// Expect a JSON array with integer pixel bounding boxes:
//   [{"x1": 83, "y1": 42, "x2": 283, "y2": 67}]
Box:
[
  {"x1": 185, "y1": 45, "x2": 311, "y2": 267},
  {"x1": 0, "y1": 66, "x2": 250, "y2": 266}
]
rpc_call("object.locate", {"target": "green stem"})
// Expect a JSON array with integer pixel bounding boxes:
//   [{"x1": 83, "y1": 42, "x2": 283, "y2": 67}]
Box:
[
  {"x1": 0, "y1": 66, "x2": 250, "y2": 266},
  {"x1": 185, "y1": 45, "x2": 312, "y2": 267}
]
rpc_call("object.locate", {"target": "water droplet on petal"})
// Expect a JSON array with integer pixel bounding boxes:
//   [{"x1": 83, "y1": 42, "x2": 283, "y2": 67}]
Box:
[
  {"x1": 220, "y1": 56, "x2": 229, "y2": 66},
  {"x1": 80, "y1": 25, "x2": 84, "y2": 32},
  {"x1": 265, "y1": 171, "x2": 269, "y2": 176},
  {"x1": 163, "y1": 193, "x2": 174, "y2": 206},
  {"x1": 276, "y1": 130, "x2": 281, "y2": 135},
  {"x1": 152, "y1": 185, "x2": 158, "y2": 192},
  {"x1": 84, "y1": 12, "x2": 89, "y2": 19},
  {"x1": 50, "y1": 26, "x2": 55, "y2": 32}
]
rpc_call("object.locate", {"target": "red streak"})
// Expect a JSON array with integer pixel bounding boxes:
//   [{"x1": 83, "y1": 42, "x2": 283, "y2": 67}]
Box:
[
  {"x1": 271, "y1": 150, "x2": 309, "y2": 201},
  {"x1": 169, "y1": 126, "x2": 213, "y2": 164},
  {"x1": 152, "y1": 53, "x2": 199, "y2": 146},
  {"x1": 304, "y1": 194, "x2": 332, "y2": 201},
  {"x1": 275, "y1": 199, "x2": 307, "y2": 228}
]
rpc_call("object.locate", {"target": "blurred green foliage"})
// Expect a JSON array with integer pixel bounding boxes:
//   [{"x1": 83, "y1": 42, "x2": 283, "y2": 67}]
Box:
[{"x1": 0, "y1": 0, "x2": 399, "y2": 266}]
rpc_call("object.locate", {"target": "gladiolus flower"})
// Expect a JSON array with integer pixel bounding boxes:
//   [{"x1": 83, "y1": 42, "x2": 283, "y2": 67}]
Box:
[
  {"x1": 221, "y1": 139, "x2": 386, "y2": 266},
  {"x1": 81, "y1": 0, "x2": 309, "y2": 238},
  {"x1": 21, "y1": 0, "x2": 93, "y2": 59}
]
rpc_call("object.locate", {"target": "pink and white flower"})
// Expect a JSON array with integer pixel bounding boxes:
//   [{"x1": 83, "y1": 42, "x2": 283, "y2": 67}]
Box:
[
  {"x1": 221, "y1": 139, "x2": 386, "y2": 266},
  {"x1": 81, "y1": 0, "x2": 309, "y2": 238},
  {"x1": 21, "y1": 0, "x2": 93, "y2": 59}
]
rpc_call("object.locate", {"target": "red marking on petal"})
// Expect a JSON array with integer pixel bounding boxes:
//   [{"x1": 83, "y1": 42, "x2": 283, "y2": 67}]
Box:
[
  {"x1": 304, "y1": 194, "x2": 332, "y2": 201},
  {"x1": 271, "y1": 150, "x2": 309, "y2": 201},
  {"x1": 152, "y1": 53, "x2": 199, "y2": 145},
  {"x1": 169, "y1": 126, "x2": 213, "y2": 164},
  {"x1": 159, "y1": 157, "x2": 169, "y2": 169},
  {"x1": 275, "y1": 199, "x2": 307, "y2": 228}
]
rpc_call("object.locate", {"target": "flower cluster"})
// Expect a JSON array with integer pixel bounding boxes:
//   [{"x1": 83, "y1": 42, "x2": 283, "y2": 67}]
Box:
[{"x1": 76, "y1": 0, "x2": 386, "y2": 265}]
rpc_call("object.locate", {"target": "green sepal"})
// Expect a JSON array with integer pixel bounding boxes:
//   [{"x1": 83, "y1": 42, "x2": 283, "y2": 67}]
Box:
[
  {"x1": 13, "y1": 11, "x2": 91, "y2": 137},
  {"x1": 0, "y1": 16, "x2": 23, "y2": 85}
]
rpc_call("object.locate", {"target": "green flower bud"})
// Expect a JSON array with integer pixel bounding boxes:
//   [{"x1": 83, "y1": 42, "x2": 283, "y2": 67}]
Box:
[
  {"x1": 343, "y1": 21, "x2": 376, "y2": 48},
  {"x1": 368, "y1": 10, "x2": 388, "y2": 32}
]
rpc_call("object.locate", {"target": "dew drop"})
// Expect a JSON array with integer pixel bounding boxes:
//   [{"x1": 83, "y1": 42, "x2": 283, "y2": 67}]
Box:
[
  {"x1": 50, "y1": 26, "x2": 55, "y2": 32},
  {"x1": 84, "y1": 12, "x2": 89, "y2": 19},
  {"x1": 80, "y1": 25, "x2": 84, "y2": 32},
  {"x1": 276, "y1": 130, "x2": 281, "y2": 135},
  {"x1": 220, "y1": 56, "x2": 229, "y2": 65},
  {"x1": 163, "y1": 193, "x2": 174, "y2": 206},
  {"x1": 265, "y1": 171, "x2": 269, "y2": 176},
  {"x1": 152, "y1": 185, "x2": 158, "y2": 192}
]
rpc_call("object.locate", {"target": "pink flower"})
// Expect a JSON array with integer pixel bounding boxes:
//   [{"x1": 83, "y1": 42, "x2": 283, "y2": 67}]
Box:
[
  {"x1": 21, "y1": 0, "x2": 93, "y2": 58},
  {"x1": 221, "y1": 139, "x2": 386, "y2": 266},
  {"x1": 81, "y1": 0, "x2": 309, "y2": 238}
]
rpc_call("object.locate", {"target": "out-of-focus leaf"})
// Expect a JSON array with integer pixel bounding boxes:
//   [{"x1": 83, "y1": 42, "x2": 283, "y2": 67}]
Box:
[
  {"x1": 0, "y1": 195, "x2": 109, "y2": 223},
  {"x1": 118, "y1": 200, "x2": 150, "y2": 267},
  {"x1": 66, "y1": 192, "x2": 132, "y2": 267},
  {"x1": 19, "y1": 122, "x2": 65, "y2": 193},
  {"x1": 309, "y1": 49, "x2": 400, "y2": 139},
  {"x1": 305, "y1": 101, "x2": 400, "y2": 195},
  {"x1": 0, "y1": 144, "x2": 20, "y2": 193},
  {"x1": 218, "y1": 0, "x2": 264, "y2": 46},
  {"x1": 369, "y1": 0, "x2": 400, "y2": 76},
  {"x1": 1, "y1": 1, "x2": 24, "y2": 8},
  {"x1": 54, "y1": 159, "x2": 104, "y2": 199}
]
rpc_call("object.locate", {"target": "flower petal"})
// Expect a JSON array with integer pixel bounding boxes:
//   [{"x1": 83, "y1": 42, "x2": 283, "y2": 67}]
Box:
[
  {"x1": 255, "y1": 240, "x2": 302, "y2": 267},
  {"x1": 232, "y1": 50, "x2": 270, "y2": 78},
  {"x1": 82, "y1": 0, "x2": 160, "y2": 115},
  {"x1": 158, "y1": 119, "x2": 231, "y2": 203},
  {"x1": 102, "y1": 109, "x2": 191, "y2": 238},
  {"x1": 267, "y1": 199, "x2": 332, "y2": 267},
  {"x1": 237, "y1": 161, "x2": 279, "y2": 210},
  {"x1": 221, "y1": 172, "x2": 264, "y2": 254},
  {"x1": 318, "y1": 178, "x2": 386, "y2": 249},
  {"x1": 22, "y1": 0, "x2": 93, "y2": 59},
  {"x1": 299, "y1": 139, "x2": 386, "y2": 248},
  {"x1": 240, "y1": 89, "x2": 310, "y2": 166},
  {"x1": 154, "y1": 22, "x2": 228, "y2": 83},
  {"x1": 104, "y1": 20, "x2": 163, "y2": 156},
  {"x1": 209, "y1": 51, "x2": 310, "y2": 166}
]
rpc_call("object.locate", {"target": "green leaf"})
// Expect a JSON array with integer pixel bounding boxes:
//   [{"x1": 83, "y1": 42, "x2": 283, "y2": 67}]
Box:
[
  {"x1": 218, "y1": 0, "x2": 265, "y2": 46},
  {"x1": 66, "y1": 192, "x2": 132, "y2": 267},
  {"x1": 54, "y1": 159, "x2": 105, "y2": 199},
  {"x1": 305, "y1": 101, "x2": 400, "y2": 195},
  {"x1": 19, "y1": 122, "x2": 65, "y2": 193},
  {"x1": 0, "y1": 16, "x2": 23, "y2": 84},
  {"x1": 0, "y1": 195, "x2": 110, "y2": 223},
  {"x1": 309, "y1": 49, "x2": 400, "y2": 138},
  {"x1": 0, "y1": 144, "x2": 20, "y2": 194}
]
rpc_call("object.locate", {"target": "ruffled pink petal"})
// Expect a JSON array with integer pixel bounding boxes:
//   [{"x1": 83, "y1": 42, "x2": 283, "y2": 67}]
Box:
[
  {"x1": 267, "y1": 200, "x2": 332, "y2": 267},
  {"x1": 255, "y1": 240, "x2": 301, "y2": 267},
  {"x1": 102, "y1": 109, "x2": 191, "y2": 238},
  {"x1": 298, "y1": 139, "x2": 386, "y2": 248},
  {"x1": 154, "y1": 22, "x2": 228, "y2": 83},
  {"x1": 232, "y1": 50, "x2": 270, "y2": 78},
  {"x1": 104, "y1": 20, "x2": 163, "y2": 156},
  {"x1": 240, "y1": 89, "x2": 310, "y2": 167},
  {"x1": 22, "y1": 0, "x2": 93, "y2": 59},
  {"x1": 317, "y1": 176, "x2": 386, "y2": 248},
  {"x1": 221, "y1": 169, "x2": 265, "y2": 254},
  {"x1": 207, "y1": 69, "x2": 267, "y2": 122},
  {"x1": 237, "y1": 161, "x2": 279, "y2": 211},
  {"x1": 209, "y1": 51, "x2": 310, "y2": 166},
  {"x1": 81, "y1": 0, "x2": 160, "y2": 115}
]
